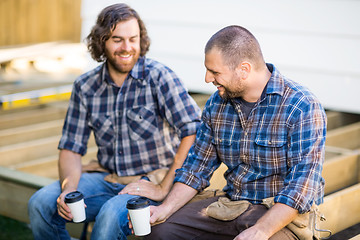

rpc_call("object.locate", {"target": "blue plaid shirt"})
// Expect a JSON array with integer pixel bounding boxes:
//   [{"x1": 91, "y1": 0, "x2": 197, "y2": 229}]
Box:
[
  {"x1": 175, "y1": 64, "x2": 327, "y2": 213},
  {"x1": 59, "y1": 57, "x2": 201, "y2": 176}
]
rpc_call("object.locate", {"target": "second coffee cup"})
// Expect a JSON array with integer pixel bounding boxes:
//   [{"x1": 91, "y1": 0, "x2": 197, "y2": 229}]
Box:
[{"x1": 126, "y1": 196, "x2": 151, "y2": 236}]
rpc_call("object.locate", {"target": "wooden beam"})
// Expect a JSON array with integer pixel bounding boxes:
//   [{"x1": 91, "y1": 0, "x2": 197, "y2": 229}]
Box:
[
  {"x1": 350, "y1": 234, "x2": 360, "y2": 240},
  {"x1": 15, "y1": 146, "x2": 98, "y2": 179},
  {"x1": 323, "y1": 153, "x2": 360, "y2": 195},
  {"x1": 0, "y1": 119, "x2": 63, "y2": 146},
  {"x1": 0, "y1": 166, "x2": 54, "y2": 189},
  {"x1": 0, "y1": 135, "x2": 96, "y2": 167},
  {"x1": 326, "y1": 111, "x2": 360, "y2": 131},
  {"x1": 0, "y1": 106, "x2": 66, "y2": 130},
  {"x1": 319, "y1": 183, "x2": 360, "y2": 235},
  {"x1": 326, "y1": 122, "x2": 360, "y2": 150},
  {"x1": 207, "y1": 163, "x2": 227, "y2": 190},
  {"x1": 0, "y1": 135, "x2": 62, "y2": 166},
  {"x1": 0, "y1": 166, "x2": 84, "y2": 238}
]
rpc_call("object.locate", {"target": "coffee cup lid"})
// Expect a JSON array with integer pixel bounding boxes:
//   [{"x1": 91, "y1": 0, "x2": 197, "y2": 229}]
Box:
[
  {"x1": 126, "y1": 197, "x2": 150, "y2": 209},
  {"x1": 64, "y1": 191, "x2": 84, "y2": 203}
]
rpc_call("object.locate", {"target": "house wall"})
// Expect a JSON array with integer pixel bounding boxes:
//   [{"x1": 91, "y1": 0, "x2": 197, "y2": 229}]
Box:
[{"x1": 85, "y1": 0, "x2": 360, "y2": 114}]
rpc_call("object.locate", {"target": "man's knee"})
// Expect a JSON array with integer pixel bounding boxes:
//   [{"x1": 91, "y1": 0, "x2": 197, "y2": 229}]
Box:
[{"x1": 28, "y1": 190, "x2": 44, "y2": 215}]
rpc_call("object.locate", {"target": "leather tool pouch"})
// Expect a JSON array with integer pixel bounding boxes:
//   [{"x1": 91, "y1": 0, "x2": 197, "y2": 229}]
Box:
[{"x1": 262, "y1": 197, "x2": 332, "y2": 240}]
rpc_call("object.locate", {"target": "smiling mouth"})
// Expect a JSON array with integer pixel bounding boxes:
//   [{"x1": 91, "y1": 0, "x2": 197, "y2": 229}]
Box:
[
  {"x1": 119, "y1": 53, "x2": 131, "y2": 59},
  {"x1": 115, "y1": 51, "x2": 133, "y2": 60}
]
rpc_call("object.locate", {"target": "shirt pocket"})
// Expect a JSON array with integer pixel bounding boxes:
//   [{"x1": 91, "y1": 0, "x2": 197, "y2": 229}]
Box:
[
  {"x1": 90, "y1": 115, "x2": 115, "y2": 147},
  {"x1": 211, "y1": 137, "x2": 240, "y2": 164},
  {"x1": 254, "y1": 133, "x2": 288, "y2": 170},
  {"x1": 255, "y1": 135, "x2": 287, "y2": 147},
  {"x1": 127, "y1": 106, "x2": 158, "y2": 141}
]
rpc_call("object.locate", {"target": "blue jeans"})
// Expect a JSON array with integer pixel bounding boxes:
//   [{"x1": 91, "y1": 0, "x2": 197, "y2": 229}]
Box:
[{"x1": 28, "y1": 172, "x2": 154, "y2": 240}]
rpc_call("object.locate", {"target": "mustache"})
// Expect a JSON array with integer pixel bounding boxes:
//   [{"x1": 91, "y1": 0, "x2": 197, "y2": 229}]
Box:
[{"x1": 114, "y1": 50, "x2": 135, "y2": 56}]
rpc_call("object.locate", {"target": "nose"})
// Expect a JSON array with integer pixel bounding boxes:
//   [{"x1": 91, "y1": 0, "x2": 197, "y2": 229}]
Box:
[
  {"x1": 120, "y1": 40, "x2": 132, "y2": 52},
  {"x1": 205, "y1": 71, "x2": 214, "y2": 83}
]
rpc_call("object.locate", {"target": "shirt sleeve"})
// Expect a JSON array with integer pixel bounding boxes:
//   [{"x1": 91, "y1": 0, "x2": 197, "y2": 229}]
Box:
[
  {"x1": 154, "y1": 67, "x2": 201, "y2": 139},
  {"x1": 175, "y1": 96, "x2": 221, "y2": 190},
  {"x1": 58, "y1": 81, "x2": 91, "y2": 155},
  {"x1": 275, "y1": 101, "x2": 327, "y2": 213}
]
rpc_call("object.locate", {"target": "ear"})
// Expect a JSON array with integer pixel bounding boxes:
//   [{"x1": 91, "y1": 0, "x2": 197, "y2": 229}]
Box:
[{"x1": 236, "y1": 62, "x2": 251, "y2": 79}]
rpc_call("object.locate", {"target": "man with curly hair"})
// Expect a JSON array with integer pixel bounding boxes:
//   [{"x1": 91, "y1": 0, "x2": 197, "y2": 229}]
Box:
[{"x1": 28, "y1": 3, "x2": 201, "y2": 240}]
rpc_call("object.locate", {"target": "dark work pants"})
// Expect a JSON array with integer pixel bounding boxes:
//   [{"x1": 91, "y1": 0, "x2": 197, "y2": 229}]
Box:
[{"x1": 145, "y1": 196, "x2": 298, "y2": 240}]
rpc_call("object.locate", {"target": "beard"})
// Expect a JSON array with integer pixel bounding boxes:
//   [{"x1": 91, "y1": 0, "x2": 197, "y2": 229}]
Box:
[
  {"x1": 106, "y1": 49, "x2": 140, "y2": 74},
  {"x1": 219, "y1": 90, "x2": 241, "y2": 100},
  {"x1": 218, "y1": 85, "x2": 243, "y2": 100},
  {"x1": 217, "y1": 72, "x2": 244, "y2": 100}
]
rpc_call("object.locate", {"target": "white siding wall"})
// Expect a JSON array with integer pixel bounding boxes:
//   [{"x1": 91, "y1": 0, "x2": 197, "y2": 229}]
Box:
[{"x1": 82, "y1": 0, "x2": 360, "y2": 114}]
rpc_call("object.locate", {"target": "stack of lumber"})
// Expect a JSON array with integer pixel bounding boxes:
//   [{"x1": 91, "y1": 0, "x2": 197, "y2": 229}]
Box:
[
  {"x1": 0, "y1": 42, "x2": 88, "y2": 110},
  {"x1": 0, "y1": 96, "x2": 360, "y2": 239}
]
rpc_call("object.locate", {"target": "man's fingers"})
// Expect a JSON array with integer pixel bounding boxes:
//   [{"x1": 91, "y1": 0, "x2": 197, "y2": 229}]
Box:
[
  {"x1": 127, "y1": 214, "x2": 135, "y2": 234},
  {"x1": 57, "y1": 195, "x2": 73, "y2": 221}
]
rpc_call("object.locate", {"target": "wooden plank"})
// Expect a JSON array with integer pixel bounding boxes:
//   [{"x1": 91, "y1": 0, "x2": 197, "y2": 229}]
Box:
[
  {"x1": 0, "y1": 119, "x2": 63, "y2": 146},
  {"x1": 0, "y1": 0, "x2": 81, "y2": 47},
  {"x1": 15, "y1": 146, "x2": 98, "y2": 179},
  {"x1": 323, "y1": 153, "x2": 360, "y2": 195},
  {"x1": 0, "y1": 106, "x2": 66, "y2": 130},
  {"x1": 0, "y1": 178, "x2": 44, "y2": 222},
  {"x1": 319, "y1": 183, "x2": 360, "y2": 235},
  {"x1": 0, "y1": 135, "x2": 63, "y2": 166},
  {"x1": 0, "y1": 166, "x2": 84, "y2": 238},
  {"x1": 324, "y1": 147, "x2": 346, "y2": 161},
  {"x1": 326, "y1": 122, "x2": 360, "y2": 150},
  {"x1": 0, "y1": 165, "x2": 54, "y2": 189},
  {"x1": 350, "y1": 234, "x2": 360, "y2": 240},
  {"x1": 207, "y1": 163, "x2": 227, "y2": 190},
  {"x1": 190, "y1": 93, "x2": 211, "y2": 110},
  {"x1": 326, "y1": 111, "x2": 360, "y2": 131},
  {"x1": 0, "y1": 134, "x2": 96, "y2": 166}
]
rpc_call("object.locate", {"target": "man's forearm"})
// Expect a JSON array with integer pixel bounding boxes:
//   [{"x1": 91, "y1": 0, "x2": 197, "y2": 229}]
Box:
[
  {"x1": 58, "y1": 149, "x2": 82, "y2": 192},
  {"x1": 159, "y1": 182, "x2": 198, "y2": 219},
  {"x1": 253, "y1": 203, "x2": 298, "y2": 238},
  {"x1": 159, "y1": 134, "x2": 196, "y2": 194}
]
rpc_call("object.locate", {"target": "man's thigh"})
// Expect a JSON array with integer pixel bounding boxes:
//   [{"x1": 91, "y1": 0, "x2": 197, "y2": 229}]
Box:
[
  {"x1": 76, "y1": 172, "x2": 124, "y2": 221},
  {"x1": 147, "y1": 197, "x2": 236, "y2": 240},
  {"x1": 147, "y1": 196, "x2": 298, "y2": 240}
]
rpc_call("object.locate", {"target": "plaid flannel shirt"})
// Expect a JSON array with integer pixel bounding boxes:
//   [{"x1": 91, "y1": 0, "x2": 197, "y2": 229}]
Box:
[
  {"x1": 175, "y1": 64, "x2": 326, "y2": 213},
  {"x1": 59, "y1": 57, "x2": 201, "y2": 176}
]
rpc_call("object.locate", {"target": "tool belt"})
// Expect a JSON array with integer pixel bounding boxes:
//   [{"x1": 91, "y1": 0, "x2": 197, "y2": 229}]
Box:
[
  {"x1": 82, "y1": 159, "x2": 168, "y2": 185},
  {"x1": 191, "y1": 190, "x2": 332, "y2": 240}
]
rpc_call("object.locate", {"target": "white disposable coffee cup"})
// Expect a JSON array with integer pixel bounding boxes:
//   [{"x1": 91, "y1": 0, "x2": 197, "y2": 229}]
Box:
[
  {"x1": 64, "y1": 191, "x2": 86, "y2": 223},
  {"x1": 126, "y1": 197, "x2": 151, "y2": 236}
]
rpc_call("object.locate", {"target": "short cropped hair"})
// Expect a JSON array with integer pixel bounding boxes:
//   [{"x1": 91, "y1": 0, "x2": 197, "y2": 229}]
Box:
[
  {"x1": 86, "y1": 3, "x2": 150, "y2": 62},
  {"x1": 205, "y1": 25, "x2": 264, "y2": 70}
]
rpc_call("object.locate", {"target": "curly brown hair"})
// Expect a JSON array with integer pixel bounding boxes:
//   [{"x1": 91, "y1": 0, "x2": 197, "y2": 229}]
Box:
[{"x1": 86, "y1": 3, "x2": 150, "y2": 62}]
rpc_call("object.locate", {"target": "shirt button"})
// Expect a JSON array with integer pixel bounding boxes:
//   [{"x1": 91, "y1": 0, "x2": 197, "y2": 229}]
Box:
[
  {"x1": 244, "y1": 132, "x2": 248, "y2": 136},
  {"x1": 268, "y1": 141, "x2": 272, "y2": 145},
  {"x1": 118, "y1": 151, "x2": 122, "y2": 155}
]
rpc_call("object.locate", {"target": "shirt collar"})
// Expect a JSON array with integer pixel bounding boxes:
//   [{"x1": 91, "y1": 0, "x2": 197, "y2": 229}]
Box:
[
  {"x1": 265, "y1": 63, "x2": 285, "y2": 97},
  {"x1": 128, "y1": 56, "x2": 146, "y2": 80}
]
